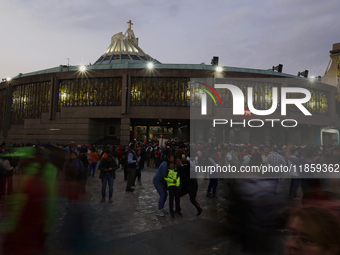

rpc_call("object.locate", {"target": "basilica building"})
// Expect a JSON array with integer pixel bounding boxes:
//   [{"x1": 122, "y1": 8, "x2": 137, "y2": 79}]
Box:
[{"x1": 0, "y1": 21, "x2": 338, "y2": 146}]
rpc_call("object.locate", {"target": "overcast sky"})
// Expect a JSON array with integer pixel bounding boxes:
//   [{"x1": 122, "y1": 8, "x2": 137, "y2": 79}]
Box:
[{"x1": 1, "y1": 0, "x2": 339, "y2": 80}]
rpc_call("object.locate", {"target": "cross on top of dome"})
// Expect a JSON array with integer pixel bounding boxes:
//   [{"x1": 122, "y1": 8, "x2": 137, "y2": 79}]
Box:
[
  {"x1": 127, "y1": 20, "x2": 133, "y2": 30},
  {"x1": 125, "y1": 20, "x2": 136, "y2": 40},
  {"x1": 94, "y1": 20, "x2": 161, "y2": 65}
]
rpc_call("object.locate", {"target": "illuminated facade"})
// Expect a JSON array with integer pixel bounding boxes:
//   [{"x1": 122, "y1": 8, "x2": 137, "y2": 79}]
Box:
[
  {"x1": 58, "y1": 78, "x2": 122, "y2": 110},
  {"x1": 0, "y1": 22, "x2": 338, "y2": 146},
  {"x1": 131, "y1": 78, "x2": 190, "y2": 107},
  {"x1": 11, "y1": 82, "x2": 51, "y2": 125}
]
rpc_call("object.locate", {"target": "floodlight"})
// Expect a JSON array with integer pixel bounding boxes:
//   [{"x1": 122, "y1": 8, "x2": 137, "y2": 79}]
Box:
[
  {"x1": 79, "y1": 65, "x2": 86, "y2": 72},
  {"x1": 298, "y1": 70, "x2": 309, "y2": 78},
  {"x1": 216, "y1": 66, "x2": 223, "y2": 72},
  {"x1": 147, "y1": 62, "x2": 154, "y2": 69},
  {"x1": 272, "y1": 64, "x2": 283, "y2": 73}
]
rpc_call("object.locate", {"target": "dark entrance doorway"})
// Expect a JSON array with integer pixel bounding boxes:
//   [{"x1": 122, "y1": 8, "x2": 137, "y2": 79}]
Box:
[{"x1": 130, "y1": 119, "x2": 190, "y2": 143}]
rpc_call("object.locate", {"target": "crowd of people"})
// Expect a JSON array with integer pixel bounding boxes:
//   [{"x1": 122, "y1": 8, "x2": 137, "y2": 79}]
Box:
[
  {"x1": 1, "y1": 140, "x2": 340, "y2": 254},
  {"x1": 191, "y1": 142, "x2": 340, "y2": 254}
]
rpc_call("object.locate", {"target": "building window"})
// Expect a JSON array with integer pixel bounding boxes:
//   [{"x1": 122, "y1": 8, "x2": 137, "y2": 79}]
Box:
[
  {"x1": 58, "y1": 78, "x2": 122, "y2": 111},
  {"x1": 191, "y1": 80, "x2": 330, "y2": 115},
  {"x1": 217, "y1": 80, "x2": 281, "y2": 110},
  {"x1": 288, "y1": 88, "x2": 329, "y2": 115},
  {"x1": 130, "y1": 77, "x2": 190, "y2": 106},
  {"x1": 190, "y1": 80, "x2": 281, "y2": 111},
  {"x1": 11, "y1": 82, "x2": 51, "y2": 125}
]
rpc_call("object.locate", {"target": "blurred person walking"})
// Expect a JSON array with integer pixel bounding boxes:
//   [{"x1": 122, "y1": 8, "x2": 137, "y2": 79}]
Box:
[
  {"x1": 1, "y1": 147, "x2": 58, "y2": 255},
  {"x1": 78, "y1": 148, "x2": 90, "y2": 191},
  {"x1": 64, "y1": 151, "x2": 85, "y2": 201},
  {"x1": 0, "y1": 155, "x2": 14, "y2": 205}
]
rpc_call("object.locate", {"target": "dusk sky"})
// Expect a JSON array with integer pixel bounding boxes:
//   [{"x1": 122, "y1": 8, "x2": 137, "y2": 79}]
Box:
[{"x1": 1, "y1": 0, "x2": 339, "y2": 80}]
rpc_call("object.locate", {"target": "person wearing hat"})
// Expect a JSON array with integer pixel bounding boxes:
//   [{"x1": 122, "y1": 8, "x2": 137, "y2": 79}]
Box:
[{"x1": 98, "y1": 154, "x2": 117, "y2": 203}]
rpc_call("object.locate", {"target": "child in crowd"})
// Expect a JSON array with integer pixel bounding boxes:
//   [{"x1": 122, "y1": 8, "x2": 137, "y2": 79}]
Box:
[{"x1": 164, "y1": 162, "x2": 181, "y2": 217}]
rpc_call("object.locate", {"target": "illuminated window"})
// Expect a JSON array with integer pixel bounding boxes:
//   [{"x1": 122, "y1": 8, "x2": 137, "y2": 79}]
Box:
[
  {"x1": 58, "y1": 78, "x2": 122, "y2": 111},
  {"x1": 11, "y1": 82, "x2": 51, "y2": 125},
  {"x1": 191, "y1": 80, "x2": 281, "y2": 111},
  {"x1": 288, "y1": 88, "x2": 329, "y2": 115},
  {"x1": 130, "y1": 77, "x2": 190, "y2": 106}
]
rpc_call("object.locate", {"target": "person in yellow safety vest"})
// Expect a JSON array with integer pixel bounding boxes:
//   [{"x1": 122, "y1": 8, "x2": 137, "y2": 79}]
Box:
[
  {"x1": 164, "y1": 162, "x2": 181, "y2": 218},
  {"x1": 0, "y1": 147, "x2": 58, "y2": 255}
]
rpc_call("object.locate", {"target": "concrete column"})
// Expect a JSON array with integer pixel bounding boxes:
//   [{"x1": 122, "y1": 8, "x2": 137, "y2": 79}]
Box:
[
  {"x1": 207, "y1": 77, "x2": 214, "y2": 116},
  {"x1": 126, "y1": 74, "x2": 131, "y2": 114},
  {"x1": 3, "y1": 84, "x2": 13, "y2": 137},
  {"x1": 229, "y1": 129, "x2": 235, "y2": 143},
  {"x1": 186, "y1": 122, "x2": 190, "y2": 141},
  {"x1": 190, "y1": 121, "x2": 194, "y2": 143},
  {"x1": 146, "y1": 121, "x2": 150, "y2": 142},
  {"x1": 239, "y1": 128, "x2": 249, "y2": 144},
  {"x1": 49, "y1": 77, "x2": 59, "y2": 120},
  {"x1": 204, "y1": 121, "x2": 210, "y2": 143},
  {"x1": 173, "y1": 122, "x2": 178, "y2": 138},
  {"x1": 120, "y1": 118, "x2": 130, "y2": 146},
  {"x1": 329, "y1": 86, "x2": 337, "y2": 126},
  {"x1": 121, "y1": 73, "x2": 127, "y2": 114},
  {"x1": 289, "y1": 128, "x2": 301, "y2": 145},
  {"x1": 132, "y1": 122, "x2": 135, "y2": 140}
]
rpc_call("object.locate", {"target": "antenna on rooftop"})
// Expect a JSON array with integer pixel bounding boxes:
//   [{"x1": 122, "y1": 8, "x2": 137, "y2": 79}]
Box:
[{"x1": 67, "y1": 58, "x2": 70, "y2": 71}]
